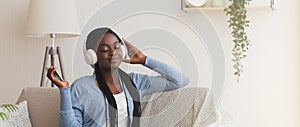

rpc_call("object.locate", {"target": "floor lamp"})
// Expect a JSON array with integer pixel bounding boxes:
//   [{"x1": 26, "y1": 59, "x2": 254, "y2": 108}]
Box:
[{"x1": 25, "y1": 0, "x2": 80, "y2": 87}]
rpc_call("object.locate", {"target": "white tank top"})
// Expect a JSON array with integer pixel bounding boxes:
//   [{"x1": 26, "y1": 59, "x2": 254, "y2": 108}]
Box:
[{"x1": 113, "y1": 91, "x2": 128, "y2": 126}]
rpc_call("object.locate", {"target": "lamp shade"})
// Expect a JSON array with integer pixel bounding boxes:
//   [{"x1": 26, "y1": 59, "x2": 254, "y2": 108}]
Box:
[{"x1": 25, "y1": 0, "x2": 80, "y2": 38}]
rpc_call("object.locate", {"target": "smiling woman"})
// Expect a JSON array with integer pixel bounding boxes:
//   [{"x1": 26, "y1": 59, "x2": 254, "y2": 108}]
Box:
[{"x1": 47, "y1": 27, "x2": 190, "y2": 126}]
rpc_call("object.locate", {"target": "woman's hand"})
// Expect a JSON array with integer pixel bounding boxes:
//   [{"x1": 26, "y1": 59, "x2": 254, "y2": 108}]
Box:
[
  {"x1": 46, "y1": 66, "x2": 69, "y2": 88},
  {"x1": 122, "y1": 38, "x2": 147, "y2": 65}
]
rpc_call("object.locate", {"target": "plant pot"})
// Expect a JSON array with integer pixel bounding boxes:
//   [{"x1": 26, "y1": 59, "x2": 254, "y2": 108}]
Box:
[{"x1": 185, "y1": 0, "x2": 207, "y2": 7}]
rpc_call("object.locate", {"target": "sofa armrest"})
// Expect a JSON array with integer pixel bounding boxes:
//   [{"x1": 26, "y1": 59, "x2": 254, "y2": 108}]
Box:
[{"x1": 16, "y1": 87, "x2": 60, "y2": 127}]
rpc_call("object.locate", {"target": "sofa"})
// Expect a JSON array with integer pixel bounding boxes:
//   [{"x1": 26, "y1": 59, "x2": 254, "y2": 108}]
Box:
[{"x1": 16, "y1": 87, "x2": 222, "y2": 127}]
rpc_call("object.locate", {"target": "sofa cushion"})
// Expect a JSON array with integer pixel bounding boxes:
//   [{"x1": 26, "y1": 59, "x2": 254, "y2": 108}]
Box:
[
  {"x1": 0, "y1": 101, "x2": 32, "y2": 127},
  {"x1": 16, "y1": 87, "x2": 60, "y2": 127},
  {"x1": 140, "y1": 87, "x2": 217, "y2": 127}
]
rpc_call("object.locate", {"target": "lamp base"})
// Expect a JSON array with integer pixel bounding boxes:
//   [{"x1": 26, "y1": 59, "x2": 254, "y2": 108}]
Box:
[{"x1": 40, "y1": 46, "x2": 65, "y2": 87}]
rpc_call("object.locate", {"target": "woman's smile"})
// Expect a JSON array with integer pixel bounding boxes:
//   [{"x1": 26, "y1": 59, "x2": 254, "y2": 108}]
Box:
[{"x1": 110, "y1": 56, "x2": 121, "y2": 63}]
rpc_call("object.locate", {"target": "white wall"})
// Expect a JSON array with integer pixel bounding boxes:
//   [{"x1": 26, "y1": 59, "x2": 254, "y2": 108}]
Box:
[
  {"x1": 204, "y1": 0, "x2": 300, "y2": 126},
  {"x1": 0, "y1": 0, "x2": 299, "y2": 127}
]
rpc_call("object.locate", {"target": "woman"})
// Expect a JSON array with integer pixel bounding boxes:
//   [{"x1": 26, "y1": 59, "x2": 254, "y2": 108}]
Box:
[{"x1": 47, "y1": 27, "x2": 189, "y2": 127}]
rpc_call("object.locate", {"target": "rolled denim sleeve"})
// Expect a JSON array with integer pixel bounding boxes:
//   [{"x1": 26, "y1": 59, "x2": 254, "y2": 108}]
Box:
[{"x1": 59, "y1": 87, "x2": 83, "y2": 127}]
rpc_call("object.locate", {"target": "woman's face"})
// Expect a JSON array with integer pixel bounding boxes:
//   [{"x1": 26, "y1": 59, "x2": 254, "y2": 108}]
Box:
[{"x1": 96, "y1": 33, "x2": 123, "y2": 71}]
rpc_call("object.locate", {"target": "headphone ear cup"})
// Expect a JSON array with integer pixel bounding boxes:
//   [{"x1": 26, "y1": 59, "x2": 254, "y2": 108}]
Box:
[
  {"x1": 121, "y1": 44, "x2": 128, "y2": 59},
  {"x1": 83, "y1": 43, "x2": 98, "y2": 65},
  {"x1": 86, "y1": 49, "x2": 98, "y2": 65}
]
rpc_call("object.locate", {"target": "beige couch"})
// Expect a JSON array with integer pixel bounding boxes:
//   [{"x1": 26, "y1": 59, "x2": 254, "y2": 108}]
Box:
[{"x1": 16, "y1": 87, "x2": 219, "y2": 127}]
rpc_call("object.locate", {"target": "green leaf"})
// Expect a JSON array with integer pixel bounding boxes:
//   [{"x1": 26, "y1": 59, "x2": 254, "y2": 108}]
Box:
[
  {"x1": 0, "y1": 112, "x2": 8, "y2": 121},
  {"x1": 2, "y1": 104, "x2": 18, "y2": 113},
  {"x1": 234, "y1": 72, "x2": 238, "y2": 75}
]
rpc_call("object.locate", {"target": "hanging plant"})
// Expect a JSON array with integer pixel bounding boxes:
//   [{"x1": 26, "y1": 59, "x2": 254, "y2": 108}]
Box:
[{"x1": 224, "y1": 0, "x2": 251, "y2": 81}]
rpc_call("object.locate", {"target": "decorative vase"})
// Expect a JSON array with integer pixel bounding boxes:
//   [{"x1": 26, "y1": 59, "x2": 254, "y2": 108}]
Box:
[
  {"x1": 212, "y1": 0, "x2": 225, "y2": 7},
  {"x1": 186, "y1": 0, "x2": 208, "y2": 7}
]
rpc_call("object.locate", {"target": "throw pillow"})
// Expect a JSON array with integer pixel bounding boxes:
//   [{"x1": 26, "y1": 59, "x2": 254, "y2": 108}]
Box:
[{"x1": 0, "y1": 101, "x2": 32, "y2": 127}]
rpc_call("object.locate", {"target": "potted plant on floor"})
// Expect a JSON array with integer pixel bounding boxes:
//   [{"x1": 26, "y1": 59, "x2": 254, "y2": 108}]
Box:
[{"x1": 224, "y1": 0, "x2": 251, "y2": 81}]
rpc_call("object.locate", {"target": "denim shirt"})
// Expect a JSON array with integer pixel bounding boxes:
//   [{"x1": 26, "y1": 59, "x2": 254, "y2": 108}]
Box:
[{"x1": 59, "y1": 57, "x2": 189, "y2": 127}]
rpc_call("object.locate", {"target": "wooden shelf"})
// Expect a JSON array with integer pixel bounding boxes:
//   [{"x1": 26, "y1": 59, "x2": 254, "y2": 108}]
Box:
[{"x1": 181, "y1": 0, "x2": 275, "y2": 13}]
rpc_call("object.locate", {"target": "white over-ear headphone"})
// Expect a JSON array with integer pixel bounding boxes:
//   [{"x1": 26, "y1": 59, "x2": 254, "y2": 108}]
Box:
[
  {"x1": 120, "y1": 41, "x2": 128, "y2": 59},
  {"x1": 83, "y1": 41, "x2": 128, "y2": 65},
  {"x1": 83, "y1": 42, "x2": 98, "y2": 65}
]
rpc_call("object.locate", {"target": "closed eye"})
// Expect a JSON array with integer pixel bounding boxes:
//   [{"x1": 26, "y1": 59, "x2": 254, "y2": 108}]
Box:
[
  {"x1": 99, "y1": 46, "x2": 109, "y2": 52},
  {"x1": 114, "y1": 43, "x2": 121, "y2": 50}
]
